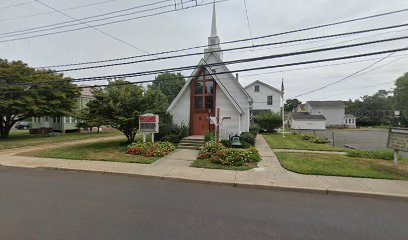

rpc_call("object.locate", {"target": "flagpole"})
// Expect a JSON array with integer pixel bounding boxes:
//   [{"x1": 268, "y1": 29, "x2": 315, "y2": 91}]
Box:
[{"x1": 281, "y1": 78, "x2": 285, "y2": 138}]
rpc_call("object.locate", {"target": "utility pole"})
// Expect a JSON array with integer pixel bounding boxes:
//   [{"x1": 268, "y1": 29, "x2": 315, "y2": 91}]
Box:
[{"x1": 216, "y1": 108, "x2": 220, "y2": 149}]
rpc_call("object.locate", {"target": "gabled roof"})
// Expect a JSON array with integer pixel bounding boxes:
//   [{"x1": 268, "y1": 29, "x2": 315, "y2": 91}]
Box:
[
  {"x1": 244, "y1": 80, "x2": 282, "y2": 94},
  {"x1": 307, "y1": 101, "x2": 345, "y2": 108},
  {"x1": 345, "y1": 114, "x2": 356, "y2": 118},
  {"x1": 291, "y1": 112, "x2": 326, "y2": 120},
  {"x1": 167, "y1": 52, "x2": 250, "y2": 114}
]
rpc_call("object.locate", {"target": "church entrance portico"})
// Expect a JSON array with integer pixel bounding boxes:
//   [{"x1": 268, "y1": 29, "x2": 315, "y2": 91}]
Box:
[{"x1": 190, "y1": 69, "x2": 216, "y2": 135}]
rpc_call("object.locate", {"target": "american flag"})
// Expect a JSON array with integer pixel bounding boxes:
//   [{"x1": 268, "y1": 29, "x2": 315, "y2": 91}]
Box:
[{"x1": 281, "y1": 78, "x2": 284, "y2": 97}]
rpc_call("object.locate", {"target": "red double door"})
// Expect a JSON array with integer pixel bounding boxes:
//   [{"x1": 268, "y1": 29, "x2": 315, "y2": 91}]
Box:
[{"x1": 190, "y1": 69, "x2": 216, "y2": 135}]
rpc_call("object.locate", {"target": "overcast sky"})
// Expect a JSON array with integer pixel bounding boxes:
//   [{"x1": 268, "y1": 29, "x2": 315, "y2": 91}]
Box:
[{"x1": 1, "y1": 0, "x2": 408, "y2": 102}]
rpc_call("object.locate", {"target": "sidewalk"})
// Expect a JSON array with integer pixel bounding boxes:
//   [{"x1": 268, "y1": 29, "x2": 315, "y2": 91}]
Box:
[{"x1": 0, "y1": 135, "x2": 407, "y2": 200}]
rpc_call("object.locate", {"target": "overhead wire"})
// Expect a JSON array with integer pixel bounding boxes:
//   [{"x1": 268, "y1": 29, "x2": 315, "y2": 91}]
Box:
[
  {"x1": 36, "y1": 22, "x2": 408, "y2": 70},
  {"x1": 34, "y1": 0, "x2": 151, "y2": 54},
  {"x1": 0, "y1": 0, "x2": 177, "y2": 38},
  {"x1": 3, "y1": 46, "x2": 408, "y2": 91},
  {"x1": 0, "y1": 0, "x2": 226, "y2": 43},
  {"x1": 46, "y1": 35, "x2": 408, "y2": 72}
]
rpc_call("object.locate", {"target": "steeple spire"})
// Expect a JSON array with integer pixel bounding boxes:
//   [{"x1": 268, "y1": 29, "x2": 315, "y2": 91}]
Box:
[
  {"x1": 210, "y1": 2, "x2": 217, "y2": 37},
  {"x1": 204, "y1": 1, "x2": 222, "y2": 60}
]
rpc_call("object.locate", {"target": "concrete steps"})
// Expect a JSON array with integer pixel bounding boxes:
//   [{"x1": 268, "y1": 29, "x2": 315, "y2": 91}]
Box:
[{"x1": 178, "y1": 136, "x2": 205, "y2": 150}]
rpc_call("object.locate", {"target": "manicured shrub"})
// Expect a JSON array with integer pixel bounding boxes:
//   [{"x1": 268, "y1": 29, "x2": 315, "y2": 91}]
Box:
[
  {"x1": 161, "y1": 134, "x2": 181, "y2": 143},
  {"x1": 240, "y1": 132, "x2": 255, "y2": 146},
  {"x1": 197, "y1": 141, "x2": 261, "y2": 166},
  {"x1": 249, "y1": 124, "x2": 260, "y2": 136},
  {"x1": 204, "y1": 131, "x2": 216, "y2": 142},
  {"x1": 346, "y1": 149, "x2": 394, "y2": 160},
  {"x1": 311, "y1": 137, "x2": 330, "y2": 144},
  {"x1": 127, "y1": 141, "x2": 176, "y2": 157},
  {"x1": 156, "y1": 123, "x2": 189, "y2": 143},
  {"x1": 298, "y1": 133, "x2": 314, "y2": 140},
  {"x1": 220, "y1": 139, "x2": 231, "y2": 147},
  {"x1": 254, "y1": 111, "x2": 281, "y2": 133}
]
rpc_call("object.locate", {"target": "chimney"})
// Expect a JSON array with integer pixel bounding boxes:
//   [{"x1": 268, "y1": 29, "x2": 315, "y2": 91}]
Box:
[{"x1": 235, "y1": 73, "x2": 239, "y2": 81}]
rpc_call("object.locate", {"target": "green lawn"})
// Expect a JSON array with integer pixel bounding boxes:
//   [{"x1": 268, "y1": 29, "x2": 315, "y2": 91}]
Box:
[
  {"x1": 0, "y1": 130, "x2": 122, "y2": 150},
  {"x1": 276, "y1": 152, "x2": 408, "y2": 180},
  {"x1": 28, "y1": 139, "x2": 158, "y2": 164},
  {"x1": 191, "y1": 159, "x2": 256, "y2": 171},
  {"x1": 263, "y1": 133, "x2": 342, "y2": 151}
]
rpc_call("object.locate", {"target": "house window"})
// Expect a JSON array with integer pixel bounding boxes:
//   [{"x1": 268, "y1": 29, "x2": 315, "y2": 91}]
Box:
[
  {"x1": 254, "y1": 85, "x2": 260, "y2": 92},
  {"x1": 267, "y1": 96, "x2": 273, "y2": 105},
  {"x1": 53, "y1": 117, "x2": 56, "y2": 123}
]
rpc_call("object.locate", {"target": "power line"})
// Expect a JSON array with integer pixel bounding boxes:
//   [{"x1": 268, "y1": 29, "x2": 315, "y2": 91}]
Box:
[
  {"x1": 311, "y1": 55, "x2": 407, "y2": 100},
  {"x1": 242, "y1": 0, "x2": 254, "y2": 47},
  {"x1": 3, "y1": 46, "x2": 408, "y2": 89},
  {"x1": 0, "y1": 0, "x2": 127, "y2": 23},
  {"x1": 38, "y1": 23, "x2": 408, "y2": 70},
  {"x1": 0, "y1": 0, "x2": 33, "y2": 10},
  {"x1": 291, "y1": 44, "x2": 406, "y2": 98},
  {"x1": 239, "y1": 52, "x2": 408, "y2": 78},
  {"x1": 1, "y1": 0, "x2": 176, "y2": 38},
  {"x1": 34, "y1": 9, "x2": 408, "y2": 69},
  {"x1": 48, "y1": 35, "x2": 408, "y2": 72},
  {"x1": 34, "y1": 0, "x2": 151, "y2": 55},
  {"x1": 0, "y1": 4, "x2": 406, "y2": 47},
  {"x1": 0, "y1": 0, "x2": 220, "y2": 43}
]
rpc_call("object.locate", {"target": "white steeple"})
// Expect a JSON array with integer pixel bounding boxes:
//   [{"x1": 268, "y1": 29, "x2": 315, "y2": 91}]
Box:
[
  {"x1": 210, "y1": 2, "x2": 217, "y2": 37},
  {"x1": 204, "y1": 2, "x2": 222, "y2": 60}
]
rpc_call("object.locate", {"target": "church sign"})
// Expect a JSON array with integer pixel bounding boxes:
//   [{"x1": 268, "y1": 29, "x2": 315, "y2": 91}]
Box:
[
  {"x1": 139, "y1": 114, "x2": 159, "y2": 133},
  {"x1": 387, "y1": 127, "x2": 408, "y2": 165},
  {"x1": 139, "y1": 114, "x2": 159, "y2": 143}
]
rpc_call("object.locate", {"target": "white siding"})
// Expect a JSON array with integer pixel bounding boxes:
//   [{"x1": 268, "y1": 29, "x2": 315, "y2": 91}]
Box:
[
  {"x1": 306, "y1": 103, "x2": 345, "y2": 127},
  {"x1": 169, "y1": 85, "x2": 190, "y2": 126},
  {"x1": 216, "y1": 85, "x2": 243, "y2": 134},
  {"x1": 290, "y1": 119, "x2": 326, "y2": 130},
  {"x1": 206, "y1": 54, "x2": 250, "y2": 113},
  {"x1": 245, "y1": 83, "x2": 281, "y2": 113}
]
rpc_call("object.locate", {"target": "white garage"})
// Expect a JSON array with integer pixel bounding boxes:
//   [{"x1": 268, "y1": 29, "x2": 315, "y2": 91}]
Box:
[{"x1": 290, "y1": 112, "x2": 326, "y2": 130}]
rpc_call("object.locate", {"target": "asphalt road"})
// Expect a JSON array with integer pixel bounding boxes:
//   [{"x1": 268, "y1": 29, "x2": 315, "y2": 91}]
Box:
[{"x1": 0, "y1": 166, "x2": 407, "y2": 240}]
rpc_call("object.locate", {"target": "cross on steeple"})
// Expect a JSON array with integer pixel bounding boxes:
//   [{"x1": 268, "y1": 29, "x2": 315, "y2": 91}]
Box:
[{"x1": 204, "y1": 1, "x2": 222, "y2": 60}]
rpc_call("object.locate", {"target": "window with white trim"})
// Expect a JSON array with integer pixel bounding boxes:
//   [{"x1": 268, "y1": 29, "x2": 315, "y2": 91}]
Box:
[
  {"x1": 254, "y1": 85, "x2": 260, "y2": 92},
  {"x1": 267, "y1": 95, "x2": 273, "y2": 105}
]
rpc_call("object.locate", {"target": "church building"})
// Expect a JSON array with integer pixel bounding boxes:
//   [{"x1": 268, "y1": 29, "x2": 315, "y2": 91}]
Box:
[{"x1": 168, "y1": 3, "x2": 280, "y2": 136}]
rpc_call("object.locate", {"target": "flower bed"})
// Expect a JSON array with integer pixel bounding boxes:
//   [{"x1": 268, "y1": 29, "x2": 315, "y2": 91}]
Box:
[
  {"x1": 127, "y1": 141, "x2": 176, "y2": 157},
  {"x1": 197, "y1": 141, "x2": 261, "y2": 167}
]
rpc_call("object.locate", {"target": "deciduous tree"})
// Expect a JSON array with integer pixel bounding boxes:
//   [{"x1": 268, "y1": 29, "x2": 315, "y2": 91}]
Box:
[{"x1": 0, "y1": 59, "x2": 79, "y2": 138}]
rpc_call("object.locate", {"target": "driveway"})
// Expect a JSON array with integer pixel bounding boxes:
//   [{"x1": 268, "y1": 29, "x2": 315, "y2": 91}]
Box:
[{"x1": 296, "y1": 128, "x2": 408, "y2": 157}]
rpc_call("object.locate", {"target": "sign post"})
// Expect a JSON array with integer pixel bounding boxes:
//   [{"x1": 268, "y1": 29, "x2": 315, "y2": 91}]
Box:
[
  {"x1": 387, "y1": 127, "x2": 408, "y2": 166},
  {"x1": 139, "y1": 114, "x2": 159, "y2": 143}
]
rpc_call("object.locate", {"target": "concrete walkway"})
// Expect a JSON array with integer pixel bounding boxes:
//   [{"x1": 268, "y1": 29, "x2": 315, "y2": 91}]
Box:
[
  {"x1": 272, "y1": 149, "x2": 347, "y2": 155},
  {"x1": 0, "y1": 135, "x2": 407, "y2": 200}
]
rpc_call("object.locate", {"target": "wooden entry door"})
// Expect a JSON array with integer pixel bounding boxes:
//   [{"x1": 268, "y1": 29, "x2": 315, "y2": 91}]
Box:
[
  {"x1": 191, "y1": 113, "x2": 210, "y2": 135},
  {"x1": 190, "y1": 69, "x2": 216, "y2": 135}
]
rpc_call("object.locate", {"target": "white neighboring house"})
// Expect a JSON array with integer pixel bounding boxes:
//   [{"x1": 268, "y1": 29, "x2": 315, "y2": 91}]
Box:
[
  {"x1": 244, "y1": 80, "x2": 281, "y2": 116},
  {"x1": 344, "y1": 114, "x2": 357, "y2": 128},
  {"x1": 290, "y1": 112, "x2": 326, "y2": 130},
  {"x1": 167, "y1": 3, "x2": 252, "y2": 137},
  {"x1": 306, "y1": 101, "x2": 346, "y2": 127}
]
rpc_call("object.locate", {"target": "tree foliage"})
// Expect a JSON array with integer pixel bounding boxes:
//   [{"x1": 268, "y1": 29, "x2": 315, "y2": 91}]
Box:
[
  {"x1": 284, "y1": 98, "x2": 302, "y2": 112},
  {"x1": 345, "y1": 90, "x2": 394, "y2": 126},
  {"x1": 0, "y1": 59, "x2": 80, "y2": 138},
  {"x1": 150, "y1": 72, "x2": 185, "y2": 103},
  {"x1": 87, "y1": 80, "x2": 169, "y2": 142},
  {"x1": 394, "y1": 72, "x2": 408, "y2": 126},
  {"x1": 254, "y1": 111, "x2": 281, "y2": 133}
]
